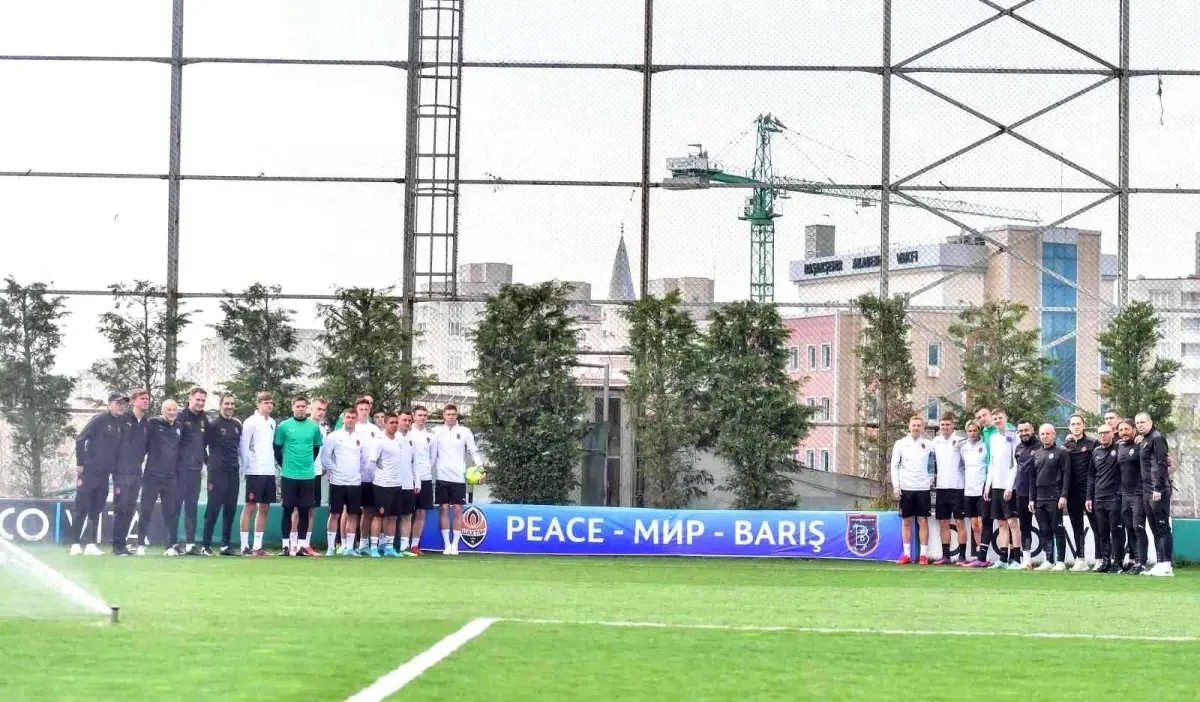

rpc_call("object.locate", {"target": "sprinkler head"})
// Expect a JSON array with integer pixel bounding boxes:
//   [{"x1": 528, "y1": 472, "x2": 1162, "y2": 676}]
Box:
[{"x1": 110, "y1": 606, "x2": 120, "y2": 625}]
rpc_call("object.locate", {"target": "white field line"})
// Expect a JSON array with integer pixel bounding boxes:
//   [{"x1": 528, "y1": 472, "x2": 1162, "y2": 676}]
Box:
[
  {"x1": 500, "y1": 617, "x2": 1198, "y2": 643},
  {"x1": 346, "y1": 617, "x2": 499, "y2": 702}
]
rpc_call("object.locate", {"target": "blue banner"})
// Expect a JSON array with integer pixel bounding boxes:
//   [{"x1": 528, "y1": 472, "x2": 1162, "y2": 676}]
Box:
[{"x1": 421, "y1": 504, "x2": 904, "y2": 561}]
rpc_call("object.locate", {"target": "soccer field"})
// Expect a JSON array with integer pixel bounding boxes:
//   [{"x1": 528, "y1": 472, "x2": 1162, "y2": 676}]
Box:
[{"x1": 1, "y1": 552, "x2": 1197, "y2": 701}]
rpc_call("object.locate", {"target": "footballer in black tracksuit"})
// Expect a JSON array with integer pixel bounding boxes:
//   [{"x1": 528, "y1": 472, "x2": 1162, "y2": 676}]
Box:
[
  {"x1": 1116, "y1": 437, "x2": 1146, "y2": 571},
  {"x1": 112, "y1": 407, "x2": 150, "y2": 554},
  {"x1": 71, "y1": 403, "x2": 125, "y2": 547},
  {"x1": 203, "y1": 412, "x2": 242, "y2": 552},
  {"x1": 1028, "y1": 440, "x2": 1069, "y2": 564},
  {"x1": 1087, "y1": 434, "x2": 1123, "y2": 571},
  {"x1": 177, "y1": 405, "x2": 209, "y2": 548},
  {"x1": 139, "y1": 412, "x2": 183, "y2": 549},
  {"x1": 1139, "y1": 427, "x2": 1173, "y2": 565},
  {"x1": 1012, "y1": 431, "x2": 1038, "y2": 558},
  {"x1": 1063, "y1": 432, "x2": 1098, "y2": 562}
]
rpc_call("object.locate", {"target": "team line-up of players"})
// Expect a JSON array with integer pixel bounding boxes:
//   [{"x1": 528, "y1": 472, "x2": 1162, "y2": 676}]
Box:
[
  {"x1": 68, "y1": 388, "x2": 484, "y2": 559},
  {"x1": 889, "y1": 407, "x2": 1176, "y2": 577}
]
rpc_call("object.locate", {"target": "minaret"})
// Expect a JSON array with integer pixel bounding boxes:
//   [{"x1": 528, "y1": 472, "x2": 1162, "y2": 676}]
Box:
[{"x1": 608, "y1": 225, "x2": 636, "y2": 301}]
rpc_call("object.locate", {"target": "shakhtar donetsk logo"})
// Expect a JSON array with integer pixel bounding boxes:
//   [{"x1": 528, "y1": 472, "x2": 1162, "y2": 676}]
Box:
[
  {"x1": 845, "y1": 513, "x2": 880, "y2": 557},
  {"x1": 460, "y1": 506, "x2": 488, "y2": 549}
]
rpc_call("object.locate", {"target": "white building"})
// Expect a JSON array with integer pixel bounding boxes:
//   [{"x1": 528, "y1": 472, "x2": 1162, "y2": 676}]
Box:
[
  {"x1": 1129, "y1": 234, "x2": 1200, "y2": 408},
  {"x1": 183, "y1": 329, "x2": 324, "y2": 409}
]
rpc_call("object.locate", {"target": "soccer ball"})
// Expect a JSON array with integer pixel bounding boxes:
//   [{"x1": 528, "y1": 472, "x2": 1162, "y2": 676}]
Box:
[{"x1": 466, "y1": 466, "x2": 485, "y2": 485}]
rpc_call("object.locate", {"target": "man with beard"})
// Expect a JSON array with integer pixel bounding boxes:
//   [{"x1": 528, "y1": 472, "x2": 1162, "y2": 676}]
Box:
[
  {"x1": 70, "y1": 393, "x2": 126, "y2": 556},
  {"x1": 1063, "y1": 414, "x2": 1098, "y2": 571},
  {"x1": 1087, "y1": 424, "x2": 1124, "y2": 573},
  {"x1": 1135, "y1": 413, "x2": 1174, "y2": 577},
  {"x1": 176, "y1": 388, "x2": 209, "y2": 555},
  {"x1": 112, "y1": 390, "x2": 150, "y2": 556},
  {"x1": 202, "y1": 393, "x2": 242, "y2": 556},
  {"x1": 1012, "y1": 419, "x2": 1038, "y2": 569},
  {"x1": 1115, "y1": 420, "x2": 1147, "y2": 574}
]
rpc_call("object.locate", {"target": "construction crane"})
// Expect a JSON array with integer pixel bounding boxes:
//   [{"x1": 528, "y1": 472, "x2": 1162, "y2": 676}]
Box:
[{"x1": 665, "y1": 114, "x2": 1042, "y2": 302}]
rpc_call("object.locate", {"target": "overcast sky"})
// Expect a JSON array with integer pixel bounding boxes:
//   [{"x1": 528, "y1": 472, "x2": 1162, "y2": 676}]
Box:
[{"x1": 2, "y1": 0, "x2": 1200, "y2": 374}]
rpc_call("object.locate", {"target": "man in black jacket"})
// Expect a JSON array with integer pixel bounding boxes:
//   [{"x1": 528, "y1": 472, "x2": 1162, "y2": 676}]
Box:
[
  {"x1": 1087, "y1": 424, "x2": 1123, "y2": 573},
  {"x1": 202, "y1": 393, "x2": 242, "y2": 556},
  {"x1": 112, "y1": 390, "x2": 151, "y2": 556},
  {"x1": 1063, "y1": 415, "x2": 1099, "y2": 571},
  {"x1": 1135, "y1": 413, "x2": 1174, "y2": 577},
  {"x1": 138, "y1": 399, "x2": 184, "y2": 556},
  {"x1": 1115, "y1": 420, "x2": 1146, "y2": 574},
  {"x1": 70, "y1": 393, "x2": 126, "y2": 555},
  {"x1": 1028, "y1": 423, "x2": 1069, "y2": 571},
  {"x1": 176, "y1": 387, "x2": 209, "y2": 555},
  {"x1": 1012, "y1": 420, "x2": 1038, "y2": 567}
]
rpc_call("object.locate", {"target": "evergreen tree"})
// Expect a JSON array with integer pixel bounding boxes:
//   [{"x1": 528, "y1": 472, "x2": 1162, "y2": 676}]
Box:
[
  {"x1": 855, "y1": 293, "x2": 917, "y2": 491},
  {"x1": 471, "y1": 282, "x2": 586, "y2": 504},
  {"x1": 0, "y1": 279, "x2": 76, "y2": 497},
  {"x1": 313, "y1": 287, "x2": 434, "y2": 415},
  {"x1": 704, "y1": 301, "x2": 811, "y2": 509},
  {"x1": 91, "y1": 280, "x2": 193, "y2": 402},
  {"x1": 624, "y1": 291, "x2": 712, "y2": 508},
  {"x1": 1098, "y1": 299, "x2": 1180, "y2": 431},
  {"x1": 214, "y1": 283, "x2": 304, "y2": 417},
  {"x1": 948, "y1": 299, "x2": 1057, "y2": 423}
]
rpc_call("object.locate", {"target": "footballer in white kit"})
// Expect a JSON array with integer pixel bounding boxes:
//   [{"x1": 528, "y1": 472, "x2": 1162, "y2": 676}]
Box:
[
  {"x1": 432, "y1": 404, "x2": 483, "y2": 555},
  {"x1": 369, "y1": 411, "x2": 419, "y2": 557}
]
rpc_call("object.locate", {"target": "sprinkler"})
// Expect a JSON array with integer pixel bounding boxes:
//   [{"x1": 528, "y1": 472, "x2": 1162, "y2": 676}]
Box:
[{"x1": 110, "y1": 606, "x2": 120, "y2": 625}]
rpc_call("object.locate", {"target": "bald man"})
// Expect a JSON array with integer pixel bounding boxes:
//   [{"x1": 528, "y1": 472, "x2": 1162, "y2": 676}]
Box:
[
  {"x1": 137, "y1": 399, "x2": 184, "y2": 556},
  {"x1": 1028, "y1": 424, "x2": 1069, "y2": 571}
]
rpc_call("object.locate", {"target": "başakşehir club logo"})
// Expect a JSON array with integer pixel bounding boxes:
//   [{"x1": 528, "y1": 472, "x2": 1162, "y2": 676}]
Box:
[
  {"x1": 845, "y1": 513, "x2": 880, "y2": 557},
  {"x1": 459, "y1": 505, "x2": 488, "y2": 549}
]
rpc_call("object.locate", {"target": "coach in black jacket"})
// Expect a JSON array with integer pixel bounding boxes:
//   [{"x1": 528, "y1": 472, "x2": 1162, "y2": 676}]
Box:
[
  {"x1": 176, "y1": 388, "x2": 209, "y2": 553},
  {"x1": 1087, "y1": 424, "x2": 1123, "y2": 572},
  {"x1": 202, "y1": 393, "x2": 242, "y2": 555},
  {"x1": 71, "y1": 393, "x2": 126, "y2": 552},
  {"x1": 111, "y1": 390, "x2": 151, "y2": 555},
  {"x1": 1027, "y1": 424, "x2": 1068, "y2": 568},
  {"x1": 138, "y1": 399, "x2": 184, "y2": 555},
  {"x1": 1136, "y1": 413, "x2": 1174, "y2": 576}
]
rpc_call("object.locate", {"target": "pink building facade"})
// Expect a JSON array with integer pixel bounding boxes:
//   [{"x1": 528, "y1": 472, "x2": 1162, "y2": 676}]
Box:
[{"x1": 784, "y1": 315, "x2": 840, "y2": 472}]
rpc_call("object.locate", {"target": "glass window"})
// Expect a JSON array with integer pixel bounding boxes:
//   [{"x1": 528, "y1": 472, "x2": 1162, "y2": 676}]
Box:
[
  {"x1": 1183, "y1": 343, "x2": 1200, "y2": 358},
  {"x1": 1150, "y1": 291, "x2": 1171, "y2": 307},
  {"x1": 926, "y1": 397, "x2": 940, "y2": 423},
  {"x1": 806, "y1": 450, "x2": 816, "y2": 469},
  {"x1": 1185, "y1": 318, "x2": 1200, "y2": 334},
  {"x1": 821, "y1": 397, "x2": 832, "y2": 421},
  {"x1": 449, "y1": 321, "x2": 463, "y2": 337},
  {"x1": 927, "y1": 343, "x2": 941, "y2": 367},
  {"x1": 821, "y1": 344, "x2": 832, "y2": 370},
  {"x1": 820, "y1": 450, "x2": 831, "y2": 472},
  {"x1": 806, "y1": 397, "x2": 816, "y2": 408},
  {"x1": 807, "y1": 345, "x2": 818, "y2": 370},
  {"x1": 788, "y1": 346, "x2": 800, "y2": 372},
  {"x1": 1042, "y1": 243, "x2": 1078, "y2": 309},
  {"x1": 1183, "y1": 292, "x2": 1200, "y2": 307}
]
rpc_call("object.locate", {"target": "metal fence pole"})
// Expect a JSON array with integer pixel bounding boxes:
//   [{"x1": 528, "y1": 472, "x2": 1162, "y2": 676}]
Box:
[
  {"x1": 401, "y1": 0, "x2": 422, "y2": 406},
  {"x1": 638, "y1": 0, "x2": 653, "y2": 298},
  {"x1": 1117, "y1": 0, "x2": 1131, "y2": 307},
  {"x1": 164, "y1": 0, "x2": 185, "y2": 389}
]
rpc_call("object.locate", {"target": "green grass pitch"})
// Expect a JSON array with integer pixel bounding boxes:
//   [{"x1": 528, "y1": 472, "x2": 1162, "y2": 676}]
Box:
[{"x1": 1, "y1": 551, "x2": 1197, "y2": 701}]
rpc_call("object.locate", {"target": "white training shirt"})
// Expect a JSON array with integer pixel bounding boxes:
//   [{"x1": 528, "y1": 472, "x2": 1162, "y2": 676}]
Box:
[
  {"x1": 239, "y1": 412, "x2": 277, "y2": 477},
  {"x1": 984, "y1": 431, "x2": 1018, "y2": 492},
  {"x1": 371, "y1": 431, "x2": 417, "y2": 490},
  {"x1": 931, "y1": 433, "x2": 965, "y2": 490},
  {"x1": 320, "y1": 428, "x2": 367, "y2": 486},
  {"x1": 890, "y1": 434, "x2": 934, "y2": 491},
  {"x1": 432, "y1": 422, "x2": 482, "y2": 484},
  {"x1": 960, "y1": 438, "x2": 988, "y2": 497},
  {"x1": 409, "y1": 425, "x2": 437, "y2": 482},
  {"x1": 354, "y1": 422, "x2": 382, "y2": 483},
  {"x1": 313, "y1": 423, "x2": 330, "y2": 475}
]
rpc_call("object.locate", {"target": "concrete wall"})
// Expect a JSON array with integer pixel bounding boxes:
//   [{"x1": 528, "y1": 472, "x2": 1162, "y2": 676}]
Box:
[{"x1": 689, "y1": 450, "x2": 879, "y2": 511}]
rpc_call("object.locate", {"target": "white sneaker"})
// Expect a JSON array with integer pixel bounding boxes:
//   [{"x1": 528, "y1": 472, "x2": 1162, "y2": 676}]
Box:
[
  {"x1": 1035, "y1": 561, "x2": 1054, "y2": 571},
  {"x1": 69, "y1": 544, "x2": 83, "y2": 556},
  {"x1": 1071, "y1": 560, "x2": 1090, "y2": 572},
  {"x1": 1092, "y1": 561, "x2": 1106, "y2": 572},
  {"x1": 1150, "y1": 563, "x2": 1175, "y2": 577},
  {"x1": 1051, "y1": 561, "x2": 1067, "y2": 572},
  {"x1": 83, "y1": 544, "x2": 104, "y2": 556},
  {"x1": 134, "y1": 545, "x2": 145, "y2": 556},
  {"x1": 164, "y1": 545, "x2": 179, "y2": 557}
]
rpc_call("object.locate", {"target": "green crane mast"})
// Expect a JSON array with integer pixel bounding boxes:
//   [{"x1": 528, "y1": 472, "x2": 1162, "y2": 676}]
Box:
[{"x1": 665, "y1": 114, "x2": 1042, "y2": 302}]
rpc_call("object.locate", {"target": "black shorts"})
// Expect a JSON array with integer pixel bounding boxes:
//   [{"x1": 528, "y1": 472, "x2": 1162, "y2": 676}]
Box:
[
  {"x1": 964, "y1": 494, "x2": 985, "y2": 518},
  {"x1": 935, "y1": 488, "x2": 965, "y2": 520},
  {"x1": 436, "y1": 481, "x2": 467, "y2": 506},
  {"x1": 329, "y1": 484, "x2": 363, "y2": 515},
  {"x1": 311, "y1": 475, "x2": 323, "y2": 506},
  {"x1": 281, "y1": 477, "x2": 315, "y2": 509},
  {"x1": 416, "y1": 479, "x2": 434, "y2": 510},
  {"x1": 244, "y1": 475, "x2": 277, "y2": 505},
  {"x1": 360, "y1": 482, "x2": 376, "y2": 510},
  {"x1": 899, "y1": 489, "x2": 931, "y2": 519},
  {"x1": 374, "y1": 486, "x2": 417, "y2": 517},
  {"x1": 989, "y1": 488, "x2": 1018, "y2": 520}
]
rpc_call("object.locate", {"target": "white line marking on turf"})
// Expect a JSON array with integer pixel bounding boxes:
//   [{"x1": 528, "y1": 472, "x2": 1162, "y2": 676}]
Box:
[
  {"x1": 500, "y1": 618, "x2": 1197, "y2": 643},
  {"x1": 346, "y1": 618, "x2": 498, "y2": 701}
]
